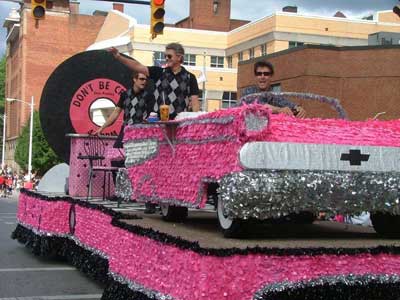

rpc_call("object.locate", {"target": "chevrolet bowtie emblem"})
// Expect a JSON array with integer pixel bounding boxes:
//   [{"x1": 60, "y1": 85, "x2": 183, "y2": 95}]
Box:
[{"x1": 340, "y1": 149, "x2": 370, "y2": 166}]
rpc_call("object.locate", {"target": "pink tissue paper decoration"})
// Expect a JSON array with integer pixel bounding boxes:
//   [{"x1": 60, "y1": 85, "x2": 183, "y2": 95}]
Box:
[{"x1": 16, "y1": 193, "x2": 400, "y2": 300}]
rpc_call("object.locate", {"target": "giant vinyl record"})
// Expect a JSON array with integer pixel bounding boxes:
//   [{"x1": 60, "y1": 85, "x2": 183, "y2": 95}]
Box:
[{"x1": 39, "y1": 50, "x2": 132, "y2": 162}]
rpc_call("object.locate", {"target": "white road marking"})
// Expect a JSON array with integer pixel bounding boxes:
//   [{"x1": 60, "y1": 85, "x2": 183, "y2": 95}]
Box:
[
  {"x1": 0, "y1": 267, "x2": 75, "y2": 272},
  {"x1": 0, "y1": 294, "x2": 102, "y2": 300},
  {"x1": 4, "y1": 222, "x2": 15, "y2": 225}
]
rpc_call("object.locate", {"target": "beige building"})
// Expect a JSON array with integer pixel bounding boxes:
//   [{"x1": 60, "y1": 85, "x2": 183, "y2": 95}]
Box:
[{"x1": 90, "y1": 4, "x2": 400, "y2": 112}]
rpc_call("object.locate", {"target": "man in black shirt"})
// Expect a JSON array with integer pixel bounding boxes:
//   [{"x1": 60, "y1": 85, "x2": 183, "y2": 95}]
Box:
[
  {"x1": 95, "y1": 72, "x2": 157, "y2": 213},
  {"x1": 94, "y1": 71, "x2": 155, "y2": 146},
  {"x1": 109, "y1": 43, "x2": 200, "y2": 119}
]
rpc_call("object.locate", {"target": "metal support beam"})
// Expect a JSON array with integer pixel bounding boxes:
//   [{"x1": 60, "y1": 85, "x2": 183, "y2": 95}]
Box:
[{"x1": 96, "y1": 0, "x2": 150, "y2": 5}]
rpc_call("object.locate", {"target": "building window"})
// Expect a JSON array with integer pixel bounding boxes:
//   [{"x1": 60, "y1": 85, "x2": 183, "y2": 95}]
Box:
[
  {"x1": 288, "y1": 41, "x2": 304, "y2": 48},
  {"x1": 153, "y1": 51, "x2": 166, "y2": 66},
  {"x1": 184, "y1": 54, "x2": 196, "y2": 66},
  {"x1": 210, "y1": 56, "x2": 224, "y2": 68},
  {"x1": 222, "y1": 91, "x2": 237, "y2": 108},
  {"x1": 238, "y1": 52, "x2": 243, "y2": 62},
  {"x1": 381, "y1": 37, "x2": 393, "y2": 45},
  {"x1": 249, "y1": 48, "x2": 254, "y2": 59},
  {"x1": 261, "y1": 44, "x2": 267, "y2": 56},
  {"x1": 227, "y1": 56, "x2": 232, "y2": 68}
]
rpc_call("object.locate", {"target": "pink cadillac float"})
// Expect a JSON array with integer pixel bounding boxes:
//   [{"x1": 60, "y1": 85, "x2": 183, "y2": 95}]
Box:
[
  {"x1": 118, "y1": 92, "x2": 400, "y2": 237},
  {"x1": 13, "y1": 91, "x2": 400, "y2": 300}
]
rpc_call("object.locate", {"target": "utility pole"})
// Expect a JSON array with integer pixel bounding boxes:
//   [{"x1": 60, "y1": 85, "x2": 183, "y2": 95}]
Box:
[{"x1": 96, "y1": 0, "x2": 150, "y2": 5}]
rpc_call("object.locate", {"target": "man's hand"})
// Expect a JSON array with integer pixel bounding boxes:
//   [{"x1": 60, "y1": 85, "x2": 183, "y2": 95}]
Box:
[
  {"x1": 294, "y1": 106, "x2": 306, "y2": 118},
  {"x1": 93, "y1": 127, "x2": 103, "y2": 136},
  {"x1": 276, "y1": 106, "x2": 294, "y2": 116},
  {"x1": 108, "y1": 47, "x2": 121, "y2": 59}
]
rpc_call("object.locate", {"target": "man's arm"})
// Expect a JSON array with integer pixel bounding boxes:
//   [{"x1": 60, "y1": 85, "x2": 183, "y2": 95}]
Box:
[
  {"x1": 94, "y1": 107, "x2": 122, "y2": 135},
  {"x1": 265, "y1": 104, "x2": 294, "y2": 116},
  {"x1": 270, "y1": 94, "x2": 306, "y2": 118},
  {"x1": 108, "y1": 47, "x2": 149, "y2": 77},
  {"x1": 190, "y1": 95, "x2": 200, "y2": 112},
  {"x1": 188, "y1": 73, "x2": 200, "y2": 112}
]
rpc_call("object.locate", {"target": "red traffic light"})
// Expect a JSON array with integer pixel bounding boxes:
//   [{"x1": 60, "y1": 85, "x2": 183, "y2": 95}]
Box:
[
  {"x1": 150, "y1": 0, "x2": 165, "y2": 38},
  {"x1": 153, "y1": 0, "x2": 165, "y2": 6}
]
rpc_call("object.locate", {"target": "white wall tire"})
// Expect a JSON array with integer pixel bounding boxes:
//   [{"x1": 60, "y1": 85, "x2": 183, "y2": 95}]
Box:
[
  {"x1": 217, "y1": 198, "x2": 245, "y2": 238},
  {"x1": 217, "y1": 198, "x2": 233, "y2": 230}
]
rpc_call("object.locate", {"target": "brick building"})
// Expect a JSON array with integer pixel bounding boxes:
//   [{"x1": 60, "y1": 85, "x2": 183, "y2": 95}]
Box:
[
  {"x1": 3, "y1": 0, "x2": 105, "y2": 169},
  {"x1": 174, "y1": 0, "x2": 249, "y2": 31},
  {"x1": 237, "y1": 44, "x2": 400, "y2": 121}
]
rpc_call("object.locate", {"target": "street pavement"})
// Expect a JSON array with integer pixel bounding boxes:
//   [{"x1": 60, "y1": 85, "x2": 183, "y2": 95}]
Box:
[{"x1": 0, "y1": 193, "x2": 103, "y2": 300}]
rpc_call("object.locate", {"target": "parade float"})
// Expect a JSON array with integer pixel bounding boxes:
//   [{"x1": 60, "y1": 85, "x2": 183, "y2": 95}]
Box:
[{"x1": 11, "y1": 51, "x2": 400, "y2": 300}]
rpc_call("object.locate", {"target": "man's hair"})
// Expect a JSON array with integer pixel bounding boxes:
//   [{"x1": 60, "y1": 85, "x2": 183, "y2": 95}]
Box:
[
  {"x1": 165, "y1": 43, "x2": 185, "y2": 56},
  {"x1": 254, "y1": 60, "x2": 274, "y2": 75},
  {"x1": 132, "y1": 70, "x2": 139, "y2": 79}
]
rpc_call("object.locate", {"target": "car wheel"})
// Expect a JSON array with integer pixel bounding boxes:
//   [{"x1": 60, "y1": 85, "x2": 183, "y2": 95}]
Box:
[
  {"x1": 160, "y1": 203, "x2": 188, "y2": 222},
  {"x1": 371, "y1": 212, "x2": 400, "y2": 237},
  {"x1": 217, "y1": 198, "x2": 245, "y2": 238}
]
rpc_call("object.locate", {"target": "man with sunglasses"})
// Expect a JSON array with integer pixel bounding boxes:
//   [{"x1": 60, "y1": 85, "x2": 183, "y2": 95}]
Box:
[
  {"x1": 95, "y1": 71, "x2": 155, "y2": 141},
  {"x1": 242, "y1": 60, "x2": 306, "y2": 118},
  {"x1": 95, "y1": 71, "x2": 157, "y2": 213},
  {"x1": 109, "y1": 43, "x2": 200, "y2": 119}
]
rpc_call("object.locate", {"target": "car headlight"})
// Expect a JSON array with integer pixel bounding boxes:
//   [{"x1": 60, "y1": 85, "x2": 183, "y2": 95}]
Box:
[{"x1": 244, "y1": 112, "x2": 268, "y2": 132}]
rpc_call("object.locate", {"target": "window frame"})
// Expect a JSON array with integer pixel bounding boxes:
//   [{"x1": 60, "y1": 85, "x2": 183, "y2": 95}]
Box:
[
  {"x1": 183, "y1": 54, "x2": 196, "y2": 66},
  {"x1": 153, "y1": 51, "x2": 165, "y2": 66},
  {"x1": 221, "y1": 91, "x2": 238, "y2": 108},
  {"x1": 210, "y1": 56, "x2": 224, "y2": 68},
  {"x1": 249, "y1": 48, "x2": 254, "y2": 59}
]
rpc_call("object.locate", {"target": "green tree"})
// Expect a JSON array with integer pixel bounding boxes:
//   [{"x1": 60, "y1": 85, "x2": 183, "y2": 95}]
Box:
[{"x1": 15, "y1": 111, "x2": 62, "y2": 175}]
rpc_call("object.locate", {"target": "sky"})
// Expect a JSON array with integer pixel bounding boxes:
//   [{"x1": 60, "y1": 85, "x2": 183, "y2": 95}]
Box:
[{"x1": 0, "y1": 0, "x2": 398, "y2": 55}]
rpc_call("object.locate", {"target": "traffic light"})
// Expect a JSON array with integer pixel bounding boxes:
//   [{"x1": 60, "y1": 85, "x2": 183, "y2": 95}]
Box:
[
  {"x1": 150, "y1": 0, "x2": 165, "y2": 38},
  {"x1": 394, "y1": 4, "x2": 400, "y2": 18},
  {"x1": 31, "y1": 0, "x2": 46, "y2": 20}
]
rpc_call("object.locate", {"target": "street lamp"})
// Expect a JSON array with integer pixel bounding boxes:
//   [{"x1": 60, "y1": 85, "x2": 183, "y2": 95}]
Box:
[
  {"x1": 6, "y1": 96, "x2": 34, "y2": 181},
  {"x1": 0, "y1": 114, "x2": 6, "y2": 169}
]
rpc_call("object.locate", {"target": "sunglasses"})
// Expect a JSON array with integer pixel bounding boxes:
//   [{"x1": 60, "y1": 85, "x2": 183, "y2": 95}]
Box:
[
  {"x1": 255, "y1": 71, "x2": 272, "y2": 76},
  {"x1": 164, "y1": 54, "x2": 173, "y2": 59},
  {"x1": 137, "y1": 77, "x2": 147, "y2": 81}
]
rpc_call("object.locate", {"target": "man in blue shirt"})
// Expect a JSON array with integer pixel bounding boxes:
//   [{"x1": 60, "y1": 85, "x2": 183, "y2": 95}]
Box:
[{"x1": 242, "y1": 60, "x2": 306, "y2": 118}]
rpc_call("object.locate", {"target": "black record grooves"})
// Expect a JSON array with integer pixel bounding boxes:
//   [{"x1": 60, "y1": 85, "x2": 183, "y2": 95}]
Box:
[{"x1": 39, "y1": 50, "x2": 133, "y2": 163}]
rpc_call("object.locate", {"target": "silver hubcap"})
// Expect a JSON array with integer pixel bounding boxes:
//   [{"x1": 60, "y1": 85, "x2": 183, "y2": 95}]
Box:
[
  {"x1": 160, "y1": 203, "x2": 169, "y2": 216},
  {"x1": 217, "y1": 199, "x2": 233, "y2": 230}
]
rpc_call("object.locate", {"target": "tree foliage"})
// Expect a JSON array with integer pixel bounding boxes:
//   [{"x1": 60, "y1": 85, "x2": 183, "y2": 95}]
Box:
[{"x1": 15, "y1": 111, "x2": 62, "y2": 175}]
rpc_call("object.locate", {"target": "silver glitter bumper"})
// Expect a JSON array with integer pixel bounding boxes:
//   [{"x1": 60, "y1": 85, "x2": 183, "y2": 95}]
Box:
[{"x1": 219, "y1": 170, "x2": 400, "y2": 220}]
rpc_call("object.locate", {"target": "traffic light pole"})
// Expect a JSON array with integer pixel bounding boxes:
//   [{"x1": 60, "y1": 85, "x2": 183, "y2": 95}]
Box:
[{"x1": 96, "y1": 0, "x2": 150, "y2": 5}]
